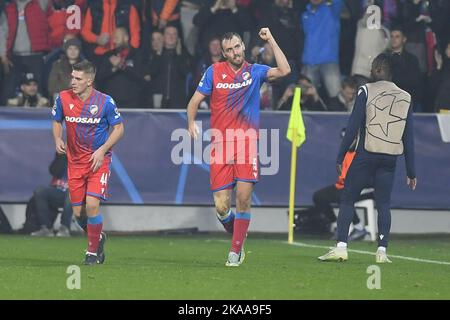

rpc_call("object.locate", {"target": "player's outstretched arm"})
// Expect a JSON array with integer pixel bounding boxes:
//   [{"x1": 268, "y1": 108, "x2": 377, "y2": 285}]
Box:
[
  {"x1": 259, "y1": 28, "x2": 291, "y2": 82},
  {"x1": 187, "y1": 90, "x2": 206, "y2": 139},
  {"x1": 52, "y1": 121, "x2": 66, "y2": 154},
  {"x1": 90, "y1": 122, "x2": 124, "y2": 172}
]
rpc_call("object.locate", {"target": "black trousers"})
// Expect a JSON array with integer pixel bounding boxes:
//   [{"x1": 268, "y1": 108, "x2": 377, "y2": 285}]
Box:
[{"x1": 337, "y1": 154, "x2": 396, "y2": 247}]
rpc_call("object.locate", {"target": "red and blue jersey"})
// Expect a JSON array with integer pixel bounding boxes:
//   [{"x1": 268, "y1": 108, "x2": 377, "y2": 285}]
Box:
[
  {"x1": 197, "y1": 61, "x2": 270, "y2": 142},
  {"x1": 52, "y1": 89, "x2": 123, "y2": 166}
]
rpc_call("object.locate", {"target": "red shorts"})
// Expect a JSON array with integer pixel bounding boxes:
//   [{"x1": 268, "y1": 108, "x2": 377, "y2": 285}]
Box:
[
  {"x1": 67, "y1": 158, "x2": 112, "y2": 206},
  {"x1": 210, "y1": 139, "x2": 258, "y2": 192}
]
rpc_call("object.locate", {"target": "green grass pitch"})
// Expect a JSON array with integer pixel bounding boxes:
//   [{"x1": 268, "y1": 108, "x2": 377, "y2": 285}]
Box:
[{"x1": 0, "y1": 234, "x2": 449, "y2": 299}]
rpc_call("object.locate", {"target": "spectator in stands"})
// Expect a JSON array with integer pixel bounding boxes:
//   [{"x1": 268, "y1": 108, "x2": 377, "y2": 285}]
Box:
[
  {"x1": 427, "y1": 1, "x2": 450, "y2": 56},
  {"x1": 380, "y1": 0, "x2": 403, "y2": 30},
  {"x1": 253, "y1": 43, "x2": 292, "y2": 110},
  {"x1": 388, "y1": 26, "x2": 423, "y2": 112},
  {"x1": 338, "y1": 0, "x2": 360, "y2": 77},
  {"x1": 29, "y1": 153, "x2": 72, "y2": 237},
  {"x1": 328, "y1": 77, "x2": 358, "y2": 112},
  {"x1": 81, "y1": 0, "x2": 140, "y2": 60},
  {"x1": 150, "y1": 0, "x2": 181, "y2": 31},
  {"x1": 141, "y1": 30, "x2": 164, "y2": 108},
  {"x1": 7, "y1": 72, "x2": 49, "y2": 107},
  {"x1": 192, "y1": 36, "x2": 222, "y2": 109},
  {"x1": 195, "y1": 36, "x2": 222, "y2": 80},
  {"x1": 256, "y1": 0, "x2": 302, "y2": 65},
  {"x1": 1, "y1": 0, "x2": 52, "y2": 104},
  {"x1": 135, "y1": 0, "x2": 182, "y2": 56},
  {"x1": 351, "y1": 8, "x2": 390, "y2": 86},
  {"x1": 277, "y1": 75, "x2": 327, "y2": 111},
  {"x1": 48, "y1": 0, "x2": 86, "y2": 49},
  {"x1": 96, "y1": 27, "x2": 144, "y2": 108},
  {"x1": 193, "y1": 0, "x2": 251, "y2": 56},
  {"x1": 145, "y1": 25, "x2": 191, "y2": 109},
  {"x1": 151, "y1": 30, "x2": 164, "y2": 57},
  {"x1": 432, "y1": 41, "x2": 450, "y2": 112},
  {"x1": 301, "y1": 0, "x2": 343, "y2": 100},
  {"x1": 47, "y1": 37, "x2": 83, "y2": 100},
  {"x1": 400, "y1": 0, "x2": 444, "y2": 76},
  {"x1": 180, "y1": 0, "x2": 202, "y2": 56}
]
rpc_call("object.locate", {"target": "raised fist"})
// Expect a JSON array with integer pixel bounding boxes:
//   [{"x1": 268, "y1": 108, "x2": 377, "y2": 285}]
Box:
[{"x1": 258, "y1": 28, "x2": 272, "y2": 41}]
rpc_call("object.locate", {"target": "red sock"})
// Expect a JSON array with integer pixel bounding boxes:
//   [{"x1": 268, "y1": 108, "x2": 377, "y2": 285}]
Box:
[
  {"x1": 87, "y1": 223, "x2": 103, "y2": 254},
  {"x1": 231, "y1": 212, "x2": 251, "y2": 253}
]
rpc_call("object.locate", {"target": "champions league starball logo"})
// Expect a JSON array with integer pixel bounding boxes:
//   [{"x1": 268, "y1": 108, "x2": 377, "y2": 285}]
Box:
[
  {"x1": 52, "y1": 101, "x2": 57, "y2": 116},
  {"x1": 89, "y1": 105, "x2": 98, "y2": 115},
  {"x1": 367, "y1": 90, "x2": 410, "y2": 140}
]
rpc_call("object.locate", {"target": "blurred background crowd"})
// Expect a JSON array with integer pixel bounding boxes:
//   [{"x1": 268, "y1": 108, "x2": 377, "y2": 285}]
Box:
[{"x1": 0, "y1": 0, "x2": 449, "y2": 112}]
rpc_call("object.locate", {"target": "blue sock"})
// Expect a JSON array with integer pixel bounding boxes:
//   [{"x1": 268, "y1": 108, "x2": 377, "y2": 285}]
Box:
[{"x1": 87, "y1": 215, "x2": 103, "y2": 225}]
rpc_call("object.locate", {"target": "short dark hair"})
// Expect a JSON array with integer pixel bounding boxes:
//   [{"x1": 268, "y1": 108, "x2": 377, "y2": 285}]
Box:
[
  {"x1": 342, "y1": 76, "x2": 358, "y2": 90},
  {"x1": 220, "y1": 32, "x2": 243, "y2": 49},
  {"x1": 390, "y1": 25, "x2": 405, "y2": 36},
  {"x1": 297, "y1": 74, "x2": 313, "y2": 85},
  {"x1": 73, "y1": 60, "x2": 96, "y2": 78},
  {"x1": 371, "y1": 53, "x2": 393, "y2": 81}
]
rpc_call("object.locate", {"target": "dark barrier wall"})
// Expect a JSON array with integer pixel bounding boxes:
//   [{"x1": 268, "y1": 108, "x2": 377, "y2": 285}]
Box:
[{"x1": 0, "y1": 108, "x2": 449, "y2": 209}]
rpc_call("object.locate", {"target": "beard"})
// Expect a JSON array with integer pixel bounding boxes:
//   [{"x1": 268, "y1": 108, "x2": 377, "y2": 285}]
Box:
[{"x1": 229, "y1": 55, "x2": 244, "y2": 68}]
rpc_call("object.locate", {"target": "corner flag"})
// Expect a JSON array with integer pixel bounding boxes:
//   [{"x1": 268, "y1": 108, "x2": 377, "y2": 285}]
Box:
[
  {"x1": 287, "y1": 87, "x2": 306, "y2": 244},
  {"x1": 286, "y1": 87, "x2": 306, "y2": 147}
]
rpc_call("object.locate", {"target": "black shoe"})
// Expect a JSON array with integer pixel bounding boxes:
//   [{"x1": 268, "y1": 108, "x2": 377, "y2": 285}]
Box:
[
  {"x1": 97, "y1": 232, "x2": 106, "y2": 264},
  {"x1": 83, "y1": 252, "x2": 100, "y2": 265}
]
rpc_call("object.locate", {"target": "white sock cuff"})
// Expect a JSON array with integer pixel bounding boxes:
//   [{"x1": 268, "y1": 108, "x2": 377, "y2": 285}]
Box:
[
  {"x1": 337, "y1": 242, "x2": 347, "y2": 248},
  {"x1": 217, "y1": 209, "x2": 232, "y2": 221}
]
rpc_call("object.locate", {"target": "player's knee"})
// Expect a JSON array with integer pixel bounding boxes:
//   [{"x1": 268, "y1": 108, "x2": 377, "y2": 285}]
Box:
[
  {"x1": 215, "y1": 201, "x2": 230, "y2": 216},
  {"x1": 236, "y1": 195, "x2": 251, "y2": 212},
  {"x1": 85, "y1": 203, "x2": 99, "y2": 216},
  {"x1": 214, "y1": 193, "x2": 231, "y2": 215}
]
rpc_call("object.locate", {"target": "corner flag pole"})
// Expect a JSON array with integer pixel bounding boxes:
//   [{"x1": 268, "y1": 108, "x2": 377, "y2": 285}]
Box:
[
  {"x1": 288, "y1": 129, "x2": 298, "y2": 244},
  {"x1": 286, "y1": 87, "x2": 306, "y2": 244}
]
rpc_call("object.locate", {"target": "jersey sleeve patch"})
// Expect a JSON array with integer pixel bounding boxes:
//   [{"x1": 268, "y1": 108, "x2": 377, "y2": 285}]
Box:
[
  {"x1": 105, "y1": 96, "x2": 123, "y2": 126},
  {"x1": 52, "y1": 94, "x2": 63, "y2": 122},
  {"x1": 197, "y1": 65, "x2": 213, "y2": 95}
]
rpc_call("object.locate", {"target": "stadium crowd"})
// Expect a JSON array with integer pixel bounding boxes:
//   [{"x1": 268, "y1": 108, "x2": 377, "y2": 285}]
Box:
[{"x1": 0, "y1": 0, "x2": 449, "y2": 112}]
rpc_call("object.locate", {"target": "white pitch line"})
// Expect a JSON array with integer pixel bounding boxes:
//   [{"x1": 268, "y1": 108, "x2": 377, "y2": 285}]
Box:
[
  {"x1": 207, "y1": 238, "x2": 450, "y2": 266},
  {"x1": 287, "y1": 241, "x2": 450, "y2": 266}
]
